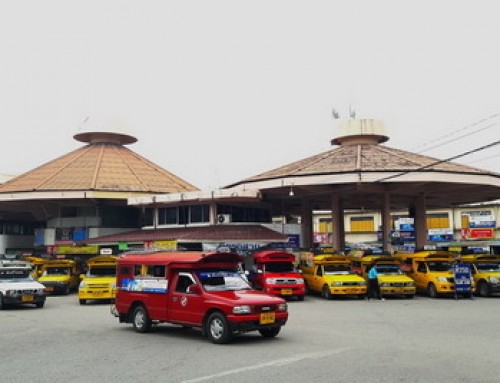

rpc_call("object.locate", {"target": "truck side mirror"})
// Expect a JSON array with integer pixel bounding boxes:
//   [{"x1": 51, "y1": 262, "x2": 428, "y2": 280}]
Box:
[{"x1": 186, "y1": 284, "x2": 201, "y2": 294}]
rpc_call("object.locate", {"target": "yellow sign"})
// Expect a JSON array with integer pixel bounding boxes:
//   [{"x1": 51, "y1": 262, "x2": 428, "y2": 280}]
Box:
[
  {"x1": 153, "y1": 240, "x2": 177, "y2": 251},
  {"x1": 55, "y1": 245, "x2": 99, "y2": 255}
]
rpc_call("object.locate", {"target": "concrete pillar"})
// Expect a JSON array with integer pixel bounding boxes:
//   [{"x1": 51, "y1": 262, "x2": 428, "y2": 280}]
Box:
[
  {"x1": 381, "y1": 192, "x2": 392, "y2": 252},
  {"x1": 331, "y1": 194, "x2": 345, "y2": 252},
  {"x1": 414, "y1": 193, "x2": 428, "y2": 250},
  {"x1": 301, "y1": 198, "x2": 313, "y2": 250}
]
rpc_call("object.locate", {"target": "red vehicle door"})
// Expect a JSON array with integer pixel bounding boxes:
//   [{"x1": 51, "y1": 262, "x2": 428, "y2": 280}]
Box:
[{"x1": 168, "y1": 272, "x2": 204, "y2": 325}]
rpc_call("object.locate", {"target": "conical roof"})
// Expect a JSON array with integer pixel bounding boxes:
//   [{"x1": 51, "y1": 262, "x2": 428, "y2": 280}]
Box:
[
  {"x1": 235, "y1": 143, "x2": 494, "y2": 183},
  {"x1": 0, "y1": 131, "x2": 198, "y2": 194},
  {"x1": 226, "y1": 118, "x2": 500, "y2": 209}
]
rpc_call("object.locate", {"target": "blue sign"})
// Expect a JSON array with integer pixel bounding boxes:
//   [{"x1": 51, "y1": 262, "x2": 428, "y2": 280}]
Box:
[{"x1": 453, "y1": 263, "x2": 472, "y2": 294}]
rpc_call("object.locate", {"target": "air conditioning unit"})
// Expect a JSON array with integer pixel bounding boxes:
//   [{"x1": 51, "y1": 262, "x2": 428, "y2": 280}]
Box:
[{"x1": 217, "y1": 214, "x2": 232, "y2": 224}]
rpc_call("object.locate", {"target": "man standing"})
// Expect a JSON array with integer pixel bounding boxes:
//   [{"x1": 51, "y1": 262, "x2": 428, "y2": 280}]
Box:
[{"x1": 367, "y1": 265, "x2": 383, "y2": 300}]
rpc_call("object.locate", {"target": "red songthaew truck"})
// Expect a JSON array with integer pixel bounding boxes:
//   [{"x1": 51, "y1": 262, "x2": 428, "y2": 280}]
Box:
[
  {"x1": 246, "y1": 250, "x2": 305, "y2": 301},
  {"x1": 113, "y1": 251, "x2": 289, "y2": 344}
]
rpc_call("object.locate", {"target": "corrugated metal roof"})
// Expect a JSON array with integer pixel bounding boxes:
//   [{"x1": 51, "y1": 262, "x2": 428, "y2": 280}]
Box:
[{"x1": 79, "y1": 225, "x2": 288, "y2": 244}]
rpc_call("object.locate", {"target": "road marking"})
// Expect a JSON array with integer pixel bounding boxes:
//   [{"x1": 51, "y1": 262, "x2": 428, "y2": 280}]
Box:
[{"x1": 181, "y1": 348, "x2": 350, "y2": 383}]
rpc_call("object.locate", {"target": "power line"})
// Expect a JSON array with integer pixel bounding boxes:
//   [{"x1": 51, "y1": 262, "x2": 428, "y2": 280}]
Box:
[
  {"x1": 375, "y1": 139, "x2": 500, "y2": 183},
  {"x1": 413, "y1": 111, "x2": 500, "y2": 153}
]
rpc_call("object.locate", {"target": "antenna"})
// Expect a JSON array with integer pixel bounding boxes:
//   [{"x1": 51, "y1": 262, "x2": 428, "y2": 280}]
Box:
[
  {"x1": 332, "y1": 108, "x2": 340, "y2": 119},
  {"x1": 349, "y1": 106, "x2": 356, "y2": 119}
]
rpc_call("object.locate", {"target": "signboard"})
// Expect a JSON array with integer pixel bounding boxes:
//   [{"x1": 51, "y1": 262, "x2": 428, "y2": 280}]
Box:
[
  {"x1": 152, "y1": 240, "x2": 177, "y2": 251},
  {"x1": 468, "y1": 215, "x2": 496, "y2": 228},
  {"x1": 55, "y1": 245, "x2": 99, "y2": 255},
  {"x1": 428, "y1": 228, "x2": 454, "y2": 242},
  {"x1": 397, "y1": 218, "x2": 414, "y2": 231},
  {"x1": 313, "y1": 233, "x2": 329, "y2": 244},
  {"x1": 100, "y1": 248, "x2": 113, "y2": 255},
  {"x1": 462, "y1": 228, "x2": 494, "y2": 240},
  {"x1": 453, "y1": 263, "x2": 472, "y2": 295}
]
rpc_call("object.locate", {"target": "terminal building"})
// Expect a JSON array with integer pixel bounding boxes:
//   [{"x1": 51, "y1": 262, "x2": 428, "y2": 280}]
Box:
[{"x1": 0, "y1": 117, "x2": 499, "y2": 259}]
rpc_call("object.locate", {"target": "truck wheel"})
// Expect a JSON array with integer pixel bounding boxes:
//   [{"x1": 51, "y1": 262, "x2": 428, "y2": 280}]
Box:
[
  {"x1": 36, "y1": 301, "x2": 45, "y2": 308},
  {"x1": 79, "y1": 299, "x2": 86, "y2": 305},
  {"x1": 206, "y1": 312, "x2": 232, "y2": 344},
  {"x1": 64, "y1": 285, "x2": 70, "y2": 295},
  {"x1": 132, "y1": 305, "x2": 151, "y2": 333},
  {"x1": 322, "y1": 285, "x2": 332, "y2": 300},
  {"x1": 259, "y1": 326, "x2": 281, "y2": 338},
  {"x1": 297, "y1": 295, "x2": 305, "y2": 301},
  {"x1": 0, "y1": 294, "x2": 4, "y2": 310},
  {"x1": 427, "y1": 283, "x2": 438, "y2": 298},
  {"x1": 478, "y1": 281, "x2": 490, "y2": 297}
]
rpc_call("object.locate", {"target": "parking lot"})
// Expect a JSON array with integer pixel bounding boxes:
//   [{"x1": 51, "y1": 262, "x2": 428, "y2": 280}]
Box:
[{"x1": 1, "y1": 293, "x2": 500, "y2": 383}]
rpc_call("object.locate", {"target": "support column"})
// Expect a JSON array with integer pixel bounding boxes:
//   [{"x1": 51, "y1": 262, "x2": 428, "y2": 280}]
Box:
[
  {"x1": 331, "y1": 194, "x2": 345, "y2": 252},
  {"x1": 301, "y1": 198, "x2": 313, "y2": 250},
  {"x1": 414, "y1": 193, "x2": 428, "y2": 250},
  {"x1": 381, "y1": 192, "x2": 392, "y2": 253}
]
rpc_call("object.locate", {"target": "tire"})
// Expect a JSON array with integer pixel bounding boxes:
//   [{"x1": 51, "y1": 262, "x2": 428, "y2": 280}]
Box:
[
  {"x1": 0, "y1": 294, "x2": 4, "y2": 310},
  {"x1": 64, "y1": 285, "x2": 70, "y2": 295},
  {"x1": 297, "y1": 295, "x2": 305, "y2": 301},
  {"x1": 132, "y1": 305, "x2": 151, "y2": 333},
  {"x1": 478, "y1": 281, "x2": 490, "y2": 297},
  {"x1": 259, "y1": 326, "x2": 281, "y2": 338},
  {"x1": 206, "y1": 312, "x2": 232, "y2": 344},
  {"x1": 36, "y1": 301, "x2": 45, "y2": 308},
  {"x1": 79, "y1": 299, "x2": 86, "y2": 305},
  {"x1": 358, "y1": 294, "x2": 366, "y2": 300},
  {"x1": 405, "y1": 294, "x2": 414, "y2": 299},
  {"x1": 322, "y1": 285, "x2": 332, "y2": 300},
  {"x1": 427, "y1": 283, "x2": 438, "y2": 298}
]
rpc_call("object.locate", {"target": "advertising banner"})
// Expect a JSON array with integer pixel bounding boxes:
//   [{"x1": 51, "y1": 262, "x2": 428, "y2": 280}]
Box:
[{"x1": 453, "y1": 263, "x2": 472, "y2": 295}]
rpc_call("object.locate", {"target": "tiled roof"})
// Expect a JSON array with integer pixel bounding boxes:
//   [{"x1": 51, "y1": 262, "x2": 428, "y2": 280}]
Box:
[
  {"x1": 0, "y1": 143, "x2": 198, "y2": 194},
  {"x1": 79, "y1": 225, "x2": 288, "y2": 244},
  {"x1": 236, "y1": 144, "x2": 495, "y2": 183}
]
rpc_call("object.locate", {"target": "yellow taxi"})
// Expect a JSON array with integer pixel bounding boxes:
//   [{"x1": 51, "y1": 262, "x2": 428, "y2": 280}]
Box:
[
  {"x1": 360, "y1": 255, "x2": 416, "y2": 298},
  {"x1": 395, "y1": 251, "x2": 475, "y2": 298},
  {"x1": 299, "y1": 254, "x2": 367, "y2": 299},
  {"x1": 78, "y1": 255, "x2": 118, "y2": 304},
  {"x1": 460, "y1": 254, "x2": 500, "y2": 297}
]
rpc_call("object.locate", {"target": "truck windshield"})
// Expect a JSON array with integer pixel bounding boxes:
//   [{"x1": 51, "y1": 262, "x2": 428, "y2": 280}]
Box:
[
  {"x1": 43, "y1": 267, "x2": 70, "y2": 276},
  {"x1": 264, "y1": 262, "x2": 295, "y2": 273},
  {"x1": 374, "y1": 265, "x2": 403, "y2": 275},
  {"x1": 0, "y1": 269, "x2": 31, "y2": 282},
  {"x1": 198, "y1": 271, "x2": 251, "y2": 292},
  {"x1": 87, "y1": 267, "x2": 116, "y2": 277},
  {"x1": 323, "y1": 264, "x2": 353, "y2": 275},
  {"x1": 476, "y1": 263, "x2": 500, "y2": 272},
  {"x1": 427, "y1": 262, "x2": 453, "y2": 272}
]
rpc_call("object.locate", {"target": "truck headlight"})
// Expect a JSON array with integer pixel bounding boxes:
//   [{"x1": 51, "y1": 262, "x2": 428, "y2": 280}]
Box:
[
  {"x1": 296, "y1": 278, "x2": 304, "y2": 284},
  {"x1": 437, "y1": 277, "x2": 448, "y2": 282},
  {"x1": 379, "y1": 283, "x2": 389, "y2": 287},
  {"x1": 265, "y1": 278, "x2": 277, "y2": 284},
  {"x1": 489, "y1": 277, "x2": 500, "y2": 284},
  {"x1": 79, "y1": 281, "x2": 86, "y2": 288},
  {"x1": 233, "y1": 305, "x2": 251, "y2": 314},
  {"x1": 277, "y1": 303, "x2": 288, "y2": 312},
  {"x1": 332, "y1": 282, "x2": 343, "y2": 286}
]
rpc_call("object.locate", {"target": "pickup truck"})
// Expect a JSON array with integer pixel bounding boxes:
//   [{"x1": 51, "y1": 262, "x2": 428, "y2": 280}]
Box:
[
  {"x1": 0, "y1": 260, "x2": 46, "y2": 309},
  {"x1": 299, "y1": 254, "x2": 367, "y2": 299},
  {"x1": 113, "y1": 251, "x2": 289, "y2": 344}
]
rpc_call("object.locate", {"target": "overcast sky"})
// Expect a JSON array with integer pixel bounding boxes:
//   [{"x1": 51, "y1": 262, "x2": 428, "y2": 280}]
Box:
[{"x1": 1, "y1": 1, "x2": 499, "y2": 190}]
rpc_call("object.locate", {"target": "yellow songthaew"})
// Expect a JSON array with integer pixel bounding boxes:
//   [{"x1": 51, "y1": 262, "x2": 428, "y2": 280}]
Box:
[{"x1": 78, "y1": 256, "x2": 118, "y2": 305}]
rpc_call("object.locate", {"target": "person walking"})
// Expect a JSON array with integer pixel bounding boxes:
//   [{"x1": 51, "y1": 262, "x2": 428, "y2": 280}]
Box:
[{"x1": 367, "y1": 265, "x2": 383, "y2": 300}]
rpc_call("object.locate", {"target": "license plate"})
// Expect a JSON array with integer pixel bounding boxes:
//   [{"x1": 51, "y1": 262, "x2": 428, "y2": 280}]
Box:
[
  {"x1": 394, "y1": 288, "x2": 404, "y2": 294},
  {"x1": 21, "y1": 295, "x2": 34, "y2": 302},
  {"x1": 281, "y1": 288, "x2": 293, "y2": 295},
  {"x1": 259, "y1": 312, "x2": 275, "y2": 325}
]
